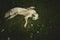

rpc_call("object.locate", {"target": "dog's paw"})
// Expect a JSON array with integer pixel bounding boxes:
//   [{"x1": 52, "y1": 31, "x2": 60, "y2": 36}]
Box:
[{"x1": 24, "y1": 24, "x2": 27, "y2": 28}]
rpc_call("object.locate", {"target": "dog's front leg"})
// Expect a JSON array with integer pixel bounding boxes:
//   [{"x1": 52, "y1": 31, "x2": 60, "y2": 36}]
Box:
[{"x1": 24, "y1": 16, "x2": 29, "y2": 28}]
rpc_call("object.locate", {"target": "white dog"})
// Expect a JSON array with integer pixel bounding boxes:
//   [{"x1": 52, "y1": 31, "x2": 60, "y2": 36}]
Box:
[{"x1": 4, "y1": 6, "x2": 39, "y2": 27}]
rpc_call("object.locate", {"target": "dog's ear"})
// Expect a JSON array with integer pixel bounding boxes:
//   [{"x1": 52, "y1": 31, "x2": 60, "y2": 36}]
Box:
[{"x1": 27, "y1": 6, "x2": 35, "y2": 10}]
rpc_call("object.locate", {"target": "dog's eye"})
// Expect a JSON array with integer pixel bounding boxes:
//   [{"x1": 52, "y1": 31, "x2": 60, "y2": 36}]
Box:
[{"x1": 32, "y1": 14, "x2": 35, "y2": 17}]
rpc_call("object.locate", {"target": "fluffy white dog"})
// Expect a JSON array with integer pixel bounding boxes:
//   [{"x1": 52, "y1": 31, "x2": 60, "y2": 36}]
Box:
[{"x1": 4, "y1": 6, "x2": 39, "y2": 27}]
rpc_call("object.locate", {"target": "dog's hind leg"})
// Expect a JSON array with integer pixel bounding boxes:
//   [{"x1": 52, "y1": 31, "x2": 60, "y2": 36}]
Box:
[{"x1": 7, "y1": 14, "x2": 17, "y2": 20}]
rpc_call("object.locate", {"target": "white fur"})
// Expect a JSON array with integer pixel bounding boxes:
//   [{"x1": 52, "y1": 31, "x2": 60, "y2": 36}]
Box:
[{"x1": 4, "y1": 6, "x2": 39, "y2": 27}]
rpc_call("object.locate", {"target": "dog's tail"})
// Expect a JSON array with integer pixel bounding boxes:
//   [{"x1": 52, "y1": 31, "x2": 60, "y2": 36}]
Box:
[{"x1": 4, "y1": 10, "x2": 11, "y2": 18}]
